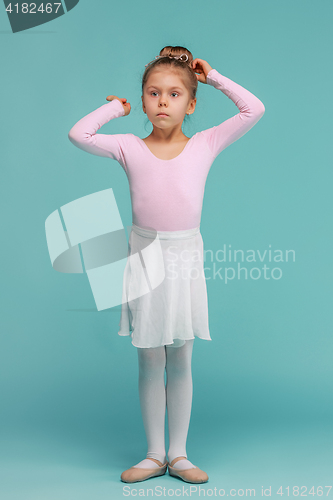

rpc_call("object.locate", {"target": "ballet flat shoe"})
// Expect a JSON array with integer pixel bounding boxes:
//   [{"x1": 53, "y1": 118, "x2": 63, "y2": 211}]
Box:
[
  {"x1": 120, "y1": 460, "x2": 168, "y2": 483},
  {"x1": 168, "y1": 462, "x2": 209, "y2": 484}
]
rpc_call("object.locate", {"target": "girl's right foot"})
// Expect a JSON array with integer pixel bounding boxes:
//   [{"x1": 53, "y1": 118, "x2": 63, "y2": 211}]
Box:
[{"x1": 120, "y1": 458, "x2": 168, "y2": 483}]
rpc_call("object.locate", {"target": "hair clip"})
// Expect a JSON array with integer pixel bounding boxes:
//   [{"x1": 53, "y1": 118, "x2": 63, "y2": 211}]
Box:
[{"x1": 145, "y1": 53, "x2": 189, "y2": 68}]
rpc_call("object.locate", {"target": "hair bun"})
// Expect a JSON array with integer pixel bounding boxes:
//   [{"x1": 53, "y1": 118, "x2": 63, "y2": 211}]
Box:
[{"x1": 160, "y1": 45, "x2": 193, "y2": 64}]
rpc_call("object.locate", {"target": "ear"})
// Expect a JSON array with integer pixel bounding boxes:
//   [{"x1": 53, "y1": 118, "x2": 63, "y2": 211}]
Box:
[
  {"x1": 187, "y1": 97, "x2": 197, "y2": 114},
  {"x1": 141, "y1": 95, "x2": 146, "y2": 113}
]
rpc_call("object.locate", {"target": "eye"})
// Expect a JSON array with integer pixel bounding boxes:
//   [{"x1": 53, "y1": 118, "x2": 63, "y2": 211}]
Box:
[
  {"x1": 171, "y1": 92, "x2": 179, "y2": 97},
  {"x1": 150, "y1": 91, "x2": 158, "y2": 96}
]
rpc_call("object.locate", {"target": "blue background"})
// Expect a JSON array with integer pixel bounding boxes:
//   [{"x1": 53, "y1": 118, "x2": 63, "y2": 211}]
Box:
[{"x1": 1, "y1": 0, "x2": 332, "y2": 498}]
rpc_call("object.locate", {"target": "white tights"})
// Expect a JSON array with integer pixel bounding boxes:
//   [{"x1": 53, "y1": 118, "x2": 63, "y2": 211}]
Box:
[{"x1": 134, "y1": 339, "x2": 195, "y2": 469}]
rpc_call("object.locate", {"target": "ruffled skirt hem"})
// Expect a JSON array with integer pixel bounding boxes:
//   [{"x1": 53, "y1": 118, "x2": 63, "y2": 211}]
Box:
[{"x1": 117, "y1": 329, "x2": 212, "y2": 349}]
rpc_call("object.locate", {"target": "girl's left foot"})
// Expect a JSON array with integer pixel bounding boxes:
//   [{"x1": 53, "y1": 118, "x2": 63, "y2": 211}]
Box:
[{"x1": 168, "y1": 456, "x2": 209, "y2": 483}]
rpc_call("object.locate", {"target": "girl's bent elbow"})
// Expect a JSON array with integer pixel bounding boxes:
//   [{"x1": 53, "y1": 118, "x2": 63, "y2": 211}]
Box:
[{"x1": 68, "y1": 130, "x2": 78, "y2": 144}]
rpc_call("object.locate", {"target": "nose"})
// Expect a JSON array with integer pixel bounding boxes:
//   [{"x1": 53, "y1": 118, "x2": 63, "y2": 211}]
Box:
[{"x1": 158, "y1": 95, "x2": 168, "y2": 107}]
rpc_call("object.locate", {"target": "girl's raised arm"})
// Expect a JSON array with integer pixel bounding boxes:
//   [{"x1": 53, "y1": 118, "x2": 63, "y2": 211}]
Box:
[
  {"x1": 68, "y1": 98, "x2": 127, "y2": 171},
  {"x1": 202, "y1": 69, "x2": 265, "y2": 159}
]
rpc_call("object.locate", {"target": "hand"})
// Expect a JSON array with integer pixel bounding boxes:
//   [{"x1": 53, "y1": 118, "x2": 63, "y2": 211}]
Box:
[
  {"x1": 106, "y1": 95, "x2": 131, "y2": 116},
  {"x1": 192, "y1": 59, "x2": 213, "y2": 84}
]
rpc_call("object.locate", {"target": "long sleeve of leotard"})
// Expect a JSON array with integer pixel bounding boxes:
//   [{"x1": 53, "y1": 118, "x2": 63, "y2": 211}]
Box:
[
  {"x1": 203, "y1": 69, "x2": 265, "y2": 159},
  {"x1": 68, "y1": 98, "x2": 126, "y2": 169}
]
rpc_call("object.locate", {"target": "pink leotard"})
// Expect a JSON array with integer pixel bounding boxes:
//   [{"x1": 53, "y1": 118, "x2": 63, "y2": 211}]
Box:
[{"x1": 68, "y1": 69, "x2": 265, "y2": 231}]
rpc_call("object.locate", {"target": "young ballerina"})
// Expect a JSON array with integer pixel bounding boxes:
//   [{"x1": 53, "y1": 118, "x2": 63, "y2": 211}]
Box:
[{"x1": 68, "y1": 46, "x2": 265, "y2": 484}]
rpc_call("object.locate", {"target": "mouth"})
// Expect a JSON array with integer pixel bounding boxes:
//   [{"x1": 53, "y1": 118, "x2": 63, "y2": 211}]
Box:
[{"x1": 157, "y1": 113, "x2": 169, "y2": 117}]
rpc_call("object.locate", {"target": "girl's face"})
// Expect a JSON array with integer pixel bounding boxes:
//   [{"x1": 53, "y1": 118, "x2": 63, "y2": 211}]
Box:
[{"x1": 142, "y1": 67, "x2": 196, "y2": 130}]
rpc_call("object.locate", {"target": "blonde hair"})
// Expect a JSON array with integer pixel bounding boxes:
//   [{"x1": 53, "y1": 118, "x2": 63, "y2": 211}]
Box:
[{"x1": 142, "y1": 45, "x2": 198, "y2": 100}]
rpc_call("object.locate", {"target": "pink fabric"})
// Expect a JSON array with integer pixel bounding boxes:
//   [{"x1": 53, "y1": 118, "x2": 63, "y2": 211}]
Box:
[{"x1": 68, "y1": 69, "x2": 265, "y2": 231}]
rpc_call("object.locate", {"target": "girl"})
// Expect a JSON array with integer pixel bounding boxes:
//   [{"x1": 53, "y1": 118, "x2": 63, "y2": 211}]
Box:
[{"x1": 68, "y1": 46, "x2": 265, "y2": 484}]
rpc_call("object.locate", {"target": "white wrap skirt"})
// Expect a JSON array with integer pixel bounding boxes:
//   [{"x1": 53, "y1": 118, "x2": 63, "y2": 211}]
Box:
[{"x1": 117, "y1": 223, "x2": 212, "y2": 348}]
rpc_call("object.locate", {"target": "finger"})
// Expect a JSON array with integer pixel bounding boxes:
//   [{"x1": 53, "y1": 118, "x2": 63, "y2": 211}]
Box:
[
  {"x1": 193, "y1": 58, "x2": 202, "y2": 66},
  {"x1": 193, "y1": 61, "x2": 203, "y2": 72}
]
